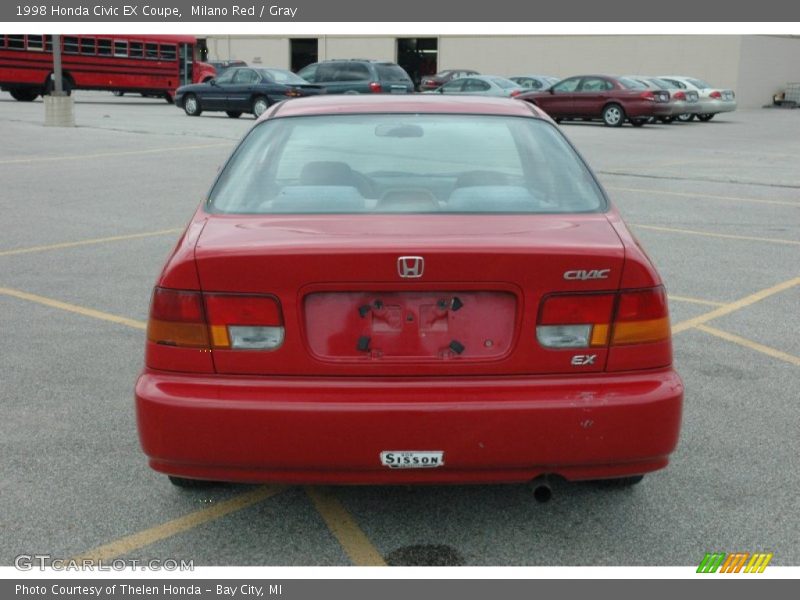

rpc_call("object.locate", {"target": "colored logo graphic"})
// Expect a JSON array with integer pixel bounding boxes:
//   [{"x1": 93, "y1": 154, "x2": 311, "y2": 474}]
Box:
[{"x1": 697, "y1": 552, "x2": 773, "y2": 573}]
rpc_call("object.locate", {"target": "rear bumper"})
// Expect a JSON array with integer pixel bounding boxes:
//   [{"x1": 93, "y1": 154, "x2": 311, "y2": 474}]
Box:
[
  {"x1": 625, "y1": 101, "x2": 673, "y2": 118},
  {"x1": 699, "y1": 99, "x2": 737, "y2": 114},
  {"x1": 135, "y1": 369, "x2": 683, "y2": 484}
]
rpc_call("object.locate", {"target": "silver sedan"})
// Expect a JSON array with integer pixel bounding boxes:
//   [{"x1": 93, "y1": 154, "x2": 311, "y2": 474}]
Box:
[
  {"x1": 427, "y1": 75, "x2": 524, "y2": 97},
  {"x1": 658, "y1": 75, "x2": 737, "y2": 121}
]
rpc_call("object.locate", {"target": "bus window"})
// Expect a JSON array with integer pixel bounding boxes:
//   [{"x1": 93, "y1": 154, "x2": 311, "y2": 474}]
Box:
[
  {"x1": 80, "y1": 37, "x2": 96, "y2": 54},
  {"x1": 8, "y1": 35, "x2": 25, "y2": 49},
  {"x1": 145, "y1": 43, "x2": 158, "y2": 59},
  {"x1": 97, "y1": 39, "x2": 112, "y2": 55},
  {"x1": 114, "y1": 40, "x2": 128, "y2": 57},
  {"x1": 160, "y1": 44, "x2": 177, "y2": 61},
  {"x1": 129, "y1": 41, "x2": 143, "y2": 58},
  {"x1": 27, "y1": 35, "x2": 44, "y2": 51},
  {"x1": 63, "y1": 36, "x2": 79, "y2": 53}
]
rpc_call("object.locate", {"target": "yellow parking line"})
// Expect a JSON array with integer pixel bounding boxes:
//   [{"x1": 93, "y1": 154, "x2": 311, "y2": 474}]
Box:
[
  {"x1": 696, "y1": 324, "x2": 800, "y2": 367},
  {"x1": 0, "y1": 143, "x2": 232, "y2": 166},
  {"x1": 607, "y1": 186, "x2": 800, "y2": 208},
  {"x1": 305, "y1": 487, "x2": 386, "y2": 566},
  {"x1": 671, "y1": 276, "x2": 800, "y2": 334},
  {"x1": 631, "y1": 224, "x2": 800, "y2": 247},
  {"x1": 0, "y1": 228, "x2": 182, "y2": 258},
  {"x1": 0, "y1": 287, "x2": 146, "y2": 330},
  {"x1": 668, "y1": 294, "x2": 726, "y2": 307},
  {"x1": 72, "y1": 485, "x2": 286, "y2": 562}
]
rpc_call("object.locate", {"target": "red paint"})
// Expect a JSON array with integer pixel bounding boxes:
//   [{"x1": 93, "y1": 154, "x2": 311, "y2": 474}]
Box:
[{"x1": 136, "y1": 95, "x2": 683, "y2": 484}]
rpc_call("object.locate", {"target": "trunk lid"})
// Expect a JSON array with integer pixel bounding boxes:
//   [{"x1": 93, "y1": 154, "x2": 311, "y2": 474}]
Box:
[{"x1": 194, "y1": 213, "x2": 625, "y2": 376}]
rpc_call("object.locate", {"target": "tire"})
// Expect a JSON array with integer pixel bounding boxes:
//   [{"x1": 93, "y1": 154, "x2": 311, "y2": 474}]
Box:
[
  {"x1": 226, "y1": 111, "x2": 242, "y2": 118},
  {"x1": 44, "y1": 74, "x2": 72, "y2": 96},
  {"x1": 183, "y1": 93, "x2": 202, "y2": 116},
  {"x1": 595, "y1": 475, "x2": 645, "y2": 487},
  {"x1": 677, "y1": 113, "x2": 694, "y2": 122},
  {"x1": 659, "y1": 116, "x2": 675, "y2": 124},
  {"x1": 554, "y1": 118, "x2": 563, "y2": 124},
  {"x1": 697, "y1": 113, "x2": 715, "y2": 122},
  {"x1": 112, "y1": 91, "x2": 124, "y2": 97},
  {"x1": 164, "y1": 92, "x2": 174, "y2": 104},
  {"x1": 10, "y1": 89, "x2": 38, "y2": 101},
  {"x1": 602, "y1": 103, "x2": 625, "y2": 127},
  {"x1": 631, "y1": 118, "x2": 646, "y2": 127},
  {"x1": 168, "y1": 476, "x2": 217, "y2": 489},
  {"x1": 252, "y1": 95, "x2": 270, "y2": 118}
]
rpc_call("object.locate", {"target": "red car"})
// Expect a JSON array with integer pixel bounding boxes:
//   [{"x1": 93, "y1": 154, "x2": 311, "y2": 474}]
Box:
[
  {"x1": 136, "y1": 95, "x2": 683, "y2": 491},
  {"x1": 518, "y1": 75, "x2": 672, "y2": 127}
]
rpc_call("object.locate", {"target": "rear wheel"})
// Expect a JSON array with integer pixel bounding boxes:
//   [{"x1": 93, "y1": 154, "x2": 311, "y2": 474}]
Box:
[
  {"x1": 252, "y1": 95, "x2": 270, "y2": 118},
  {"x1": 658, "y1": 116, "x2": 675, "y2": 124},
  {"x1": 168, "y1": 476, "x2": 217, "y2": 489},
  {"x1": 697, "y1": 113, "x2": 715, "y2": 122},
  {"x1": 602, "y1": 103, "x2": 625, "y2": 127},
  {"x1": 164, "y1": 92, "x2": 174, "y2": 104},
  {"x1": 10, "y1": 89, "x2": 38, "y2": 101},
  {"x1": 112, "y1": 90, "x2": 124, "y2": 97},
  {"x1": 677, "y1": 113, "x2": 694, "y2": 122},
  {"x1": 44, "y1": 75, "x2": 72, "y2": 96},
  {"x1": 226, "y1": 110, "x2": 242, "y2": 118},
  {"x1": 183, "y1": 93, "x2": 201, "y2": 116},
  {"x1": 631, "y1": 118, "x2": 646, "y2": 127},
  {"x1": 595, "y1": 475, "x2": 645, "y2": 487}
]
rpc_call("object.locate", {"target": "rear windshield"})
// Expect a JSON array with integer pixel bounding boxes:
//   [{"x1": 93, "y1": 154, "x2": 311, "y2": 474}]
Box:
[
  {"x1": 261, "y1": 69, "x2": 308, "y2": 84},
  {"x1": 491, "y1": 77, "x2": 518, "y2": 89},
  {"x1": 686, "y1": 77, "x2": 712, "y2": 89},
  {"x1": 208, "y1": 114, "x2": 606, "y2": 215},
  {"x1": 376, "y1": 64, "x2": 411, "y2": 81}
]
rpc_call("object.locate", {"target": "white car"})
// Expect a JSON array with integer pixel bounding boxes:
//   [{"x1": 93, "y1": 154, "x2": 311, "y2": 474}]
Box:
[
  {"x1": 658, "y1": 76, "x2": 736, "y2": 121},
  {"x1": 627, "y1": 76, "x2": 702, "y2": 123}
]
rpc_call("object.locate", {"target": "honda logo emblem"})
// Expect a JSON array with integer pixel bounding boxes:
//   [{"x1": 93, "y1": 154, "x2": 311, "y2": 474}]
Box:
[{"x1": 397, "y1": 256, "x2": 424, "y2": 278}]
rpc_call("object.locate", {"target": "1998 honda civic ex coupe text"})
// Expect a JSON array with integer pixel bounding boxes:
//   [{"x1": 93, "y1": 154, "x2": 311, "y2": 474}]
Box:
[{"x1": 135, "y1": 95, "x2": 683, "y2": 489}]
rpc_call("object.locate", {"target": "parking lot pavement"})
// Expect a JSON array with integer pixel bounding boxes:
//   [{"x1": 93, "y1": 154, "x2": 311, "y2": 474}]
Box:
[{"x1": 1, "y1": 92, "x2": 798, "y2": 567}]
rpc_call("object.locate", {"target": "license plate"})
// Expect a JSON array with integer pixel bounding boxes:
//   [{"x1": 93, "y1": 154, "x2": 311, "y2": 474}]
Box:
[{"x1": 380, "y1": 451, "x2": 444, "y2": 469}]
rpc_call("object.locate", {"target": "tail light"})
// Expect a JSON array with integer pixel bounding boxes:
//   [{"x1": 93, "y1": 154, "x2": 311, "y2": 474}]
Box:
[
  {"x1": 147, "y1": 288, "x2": 209, "y2": 348},
  {"x1": 709, "y1": 90, "x2": 722, "y2": 99},
  {"x1": 146, "y1": 288, "x2": 284, "y2": 371},
  {"x1": 537, "y1": 286, "x2": 671, "y2": 369},
  {"x1": 510, "y1": 89, "x2": 522, "y2": 97},
  {"x1": 204, "y1": 294, "x2": 284, "y2": 350},
  {"x1": 673, "y1": 91, "x2": 686, "y2": 101},
  {"x1": 640, "y1": 90, "x2": 656, "y2": 101},
  {"x1": 369, "y1": 81, "x2": 382, "y2": 93},
  {"x1": 285, "y1": 88, "x2": 301, "y2": 97}
]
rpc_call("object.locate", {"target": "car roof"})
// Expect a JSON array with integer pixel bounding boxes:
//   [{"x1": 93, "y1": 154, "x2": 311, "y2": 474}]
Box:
[{"x1": 265, "y1": 94, "x2": 543, "y2": 120}]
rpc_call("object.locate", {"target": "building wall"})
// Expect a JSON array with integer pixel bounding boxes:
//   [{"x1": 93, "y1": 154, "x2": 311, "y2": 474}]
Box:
[
  {"x1": 203, "y1": 35, "x2": 800, "y2": 108},
  {"x1": 736, "y1": 36, "x2": 800, "y2": 108},
  {"x1": 439, "y1": 35, "x2": 743, "y2": 91},
  {"x1": 317, "y1": 36, "x2": 396, "y2": 62}
]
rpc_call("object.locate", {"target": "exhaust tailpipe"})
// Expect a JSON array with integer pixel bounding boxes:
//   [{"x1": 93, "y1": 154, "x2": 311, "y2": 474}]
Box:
[{"x1": 531, "y1": 476, "x2": 553, "y2": 503}]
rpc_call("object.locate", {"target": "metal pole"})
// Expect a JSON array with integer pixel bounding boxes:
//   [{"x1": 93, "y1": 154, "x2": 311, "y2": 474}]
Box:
[{"x1": 52, "y1": 34, "x2": 63, "y2": 94}]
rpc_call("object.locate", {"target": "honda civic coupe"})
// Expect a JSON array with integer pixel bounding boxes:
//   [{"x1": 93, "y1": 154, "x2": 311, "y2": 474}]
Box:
[
  {"x1": 175, "y1": 67, "x2": 324, "y2": 118},
  {"x1": 518, "y1": 75, "x2": 672, "y2": 127},
  {"x1": 136, "y1": 95, "x2": 683, "y2": 490}
]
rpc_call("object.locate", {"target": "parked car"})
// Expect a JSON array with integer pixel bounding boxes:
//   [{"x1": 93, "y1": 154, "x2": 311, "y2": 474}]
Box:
[
  {"x1": 208, "y1": 59, "x2": 248, "y2": 75},
  {"x1": 136, "y1": 94, "x2": 683, "y2": 490},
  {"x1": 175, "y1": 67, "x2": 324, "y2": 118},
  {"x1": 419, "y1": 69, "x2": 480, "y2": 91},
  {"x1": 626, "y1": 76, "x2": 701, "y2": 123},
  {"x1": 509, "y1": 75, "x2": 560, "y2": 91},
  {"x1": 428, "y1": 75, "x2": 524, "y2": 97},
  {"x1": 296, "y1": 59, "x2": 414, "y2": 94},
  {"x1": 658, "y1": 76, "x2": 737, "y2": 121},
  {"x1": 518, "y1": 75, "x2": 672, "y2": 127}
]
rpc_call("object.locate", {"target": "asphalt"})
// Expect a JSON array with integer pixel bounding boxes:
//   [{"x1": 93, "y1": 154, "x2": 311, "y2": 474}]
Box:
[{"x1": 0, "y1": 91, "x2": 798, "y2": 567}]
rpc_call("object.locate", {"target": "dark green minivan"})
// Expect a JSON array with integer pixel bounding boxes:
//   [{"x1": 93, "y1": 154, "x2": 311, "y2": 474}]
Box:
[{"x1": 297, "y1": 59, "x2": 414, "y2": 94}]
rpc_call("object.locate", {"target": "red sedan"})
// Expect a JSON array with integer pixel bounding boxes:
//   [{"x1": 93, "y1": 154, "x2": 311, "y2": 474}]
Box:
[
  {"x1": 136, "y1": 95, "x2": 683, "y2": 491},
  {"x1": 518, "y1": 75, "x2": 672, "y2": 127}
]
